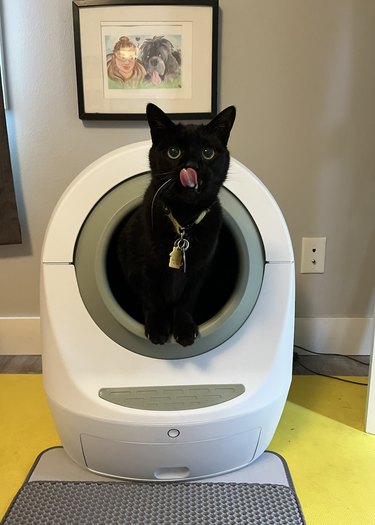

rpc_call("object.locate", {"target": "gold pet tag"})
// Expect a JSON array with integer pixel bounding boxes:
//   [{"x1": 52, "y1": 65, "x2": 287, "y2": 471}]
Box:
[{"x1": 169, "y1": 246, "x2": 183, "y2": 269}]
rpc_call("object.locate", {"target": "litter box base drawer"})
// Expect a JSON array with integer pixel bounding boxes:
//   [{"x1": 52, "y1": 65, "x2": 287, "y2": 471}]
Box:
[{"x1": 80, "y1": 427, "x2": 261, "y2": 480}]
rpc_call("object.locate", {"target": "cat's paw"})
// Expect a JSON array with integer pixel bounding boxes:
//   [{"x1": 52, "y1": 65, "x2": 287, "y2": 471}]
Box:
[
  {"x1": 145, "y1": 318, "x2": 171, "y2": 345},
  {"x1": 173, "y1": 314, "x2": 199, "y2": 347}
]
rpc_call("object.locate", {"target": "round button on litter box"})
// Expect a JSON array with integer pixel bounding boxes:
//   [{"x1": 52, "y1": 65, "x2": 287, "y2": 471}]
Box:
[{"x1": 167, "y1": 429, "x2": 180, "y2": 438}]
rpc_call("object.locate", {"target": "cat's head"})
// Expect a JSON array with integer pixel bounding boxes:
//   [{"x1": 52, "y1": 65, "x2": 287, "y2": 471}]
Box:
[{"x1": 146, "y1": 103, "x2": 236, "y2": 208}]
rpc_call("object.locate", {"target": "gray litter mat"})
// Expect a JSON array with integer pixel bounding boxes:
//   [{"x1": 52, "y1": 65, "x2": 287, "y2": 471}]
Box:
[{"x1": 1, "y1": 447, "x2": 305, "y2": 525}]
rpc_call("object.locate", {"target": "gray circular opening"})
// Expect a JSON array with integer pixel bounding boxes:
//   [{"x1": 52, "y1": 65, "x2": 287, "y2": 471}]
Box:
[{"x1": 74, "y1": 173, "x2": 265, "y2": 359}]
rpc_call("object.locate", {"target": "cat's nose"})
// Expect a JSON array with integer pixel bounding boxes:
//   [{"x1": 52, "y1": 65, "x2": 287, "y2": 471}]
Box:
[{"x1": 185, "y1": 161, "x2": 199, "y2": 170}]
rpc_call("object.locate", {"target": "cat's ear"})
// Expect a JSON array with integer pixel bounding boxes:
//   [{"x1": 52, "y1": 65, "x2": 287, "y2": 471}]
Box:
[
  {"x1": 206, "y1": 106, "x2": 236, "y2": 146},
  {"x1": 146, "y1": 103, "x2": 175, "y2": 144}
]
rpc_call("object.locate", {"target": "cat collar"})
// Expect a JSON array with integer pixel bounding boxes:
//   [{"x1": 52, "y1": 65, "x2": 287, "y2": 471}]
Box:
[
  {"x1": 164, "y1": 207, "x2": 211, "y2": 273},
  {"x1": 164, "y1": 207, "x2": 210, "y2": 236}
]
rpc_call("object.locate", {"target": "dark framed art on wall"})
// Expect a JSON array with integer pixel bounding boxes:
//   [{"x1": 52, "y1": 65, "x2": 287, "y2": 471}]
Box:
[{"x1": 72, "y1": 0, "x2": 218, "y2": 120}]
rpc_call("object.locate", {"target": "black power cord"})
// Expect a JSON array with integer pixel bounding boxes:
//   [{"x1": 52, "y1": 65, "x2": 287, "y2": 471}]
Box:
[
  {"x1": 294, "y1": 344, "x2": 369, "y2": 365},
  {"x1": 293, "y1": 344, "x2": 369, "y2": 386}
]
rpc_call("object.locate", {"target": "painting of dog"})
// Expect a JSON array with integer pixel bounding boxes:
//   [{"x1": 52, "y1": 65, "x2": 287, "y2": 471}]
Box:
[{"x1": 139, "y1": 36, "x2": 181, "y2": 86}]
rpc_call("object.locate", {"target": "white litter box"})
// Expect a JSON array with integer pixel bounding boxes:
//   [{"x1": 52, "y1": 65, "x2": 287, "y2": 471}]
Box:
[{"x1": 41, "y1": 141, "x2": 294, "y2": 481}]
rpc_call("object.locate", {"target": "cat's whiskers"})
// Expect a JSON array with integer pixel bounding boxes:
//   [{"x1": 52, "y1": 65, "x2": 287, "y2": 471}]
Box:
[
  {"x1": 153, "y1": 169, "x2": 176, "y2": 180},
  {"x1": 151, "y1": 177, "x2": 173, "y2": 229}
]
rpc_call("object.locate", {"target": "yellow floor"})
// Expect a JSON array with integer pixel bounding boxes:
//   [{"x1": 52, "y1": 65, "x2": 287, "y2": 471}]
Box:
[{"x1": 1, "y1": 374, "x2": 374, "y2": 524}]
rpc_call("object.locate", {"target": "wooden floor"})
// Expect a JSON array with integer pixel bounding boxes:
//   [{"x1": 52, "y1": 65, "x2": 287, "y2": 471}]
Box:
[
  {"x1": 0, "y1": 354, "x2": 370, "y2": 377},
  {"x1": 0, "y1": 356, "x2": 42, "y2": 374},
  {"x1": 292, "y1": 353, "x2": 369, "y2": 376}
]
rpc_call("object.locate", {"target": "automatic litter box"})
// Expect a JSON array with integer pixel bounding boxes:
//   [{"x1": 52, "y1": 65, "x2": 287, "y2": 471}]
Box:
[{"x1": 41, "y1": 140, "x2": 294, "y2": 481}]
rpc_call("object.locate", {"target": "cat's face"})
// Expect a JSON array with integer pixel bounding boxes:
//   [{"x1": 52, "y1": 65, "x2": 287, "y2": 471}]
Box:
[{"x1": 147, "y1": 104, "x2": 236, "y2": 207}]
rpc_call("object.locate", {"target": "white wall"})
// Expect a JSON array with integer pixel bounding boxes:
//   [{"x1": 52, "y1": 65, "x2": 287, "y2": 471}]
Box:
[{"x1": 0, "y1": 0, "x2": 374, "y2": 354}]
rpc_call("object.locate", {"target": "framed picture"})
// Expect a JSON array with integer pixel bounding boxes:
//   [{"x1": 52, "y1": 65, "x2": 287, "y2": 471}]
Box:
[{"x1": 72, "y1": 0, "x2": 218, "y2": 120}]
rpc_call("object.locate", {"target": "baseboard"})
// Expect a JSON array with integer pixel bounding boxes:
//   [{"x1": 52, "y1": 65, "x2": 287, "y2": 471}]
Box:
[
  {"x1": 0, "y1": 317, "x2": 41, "y2": 355},
  {"x1": 0, "y1": 316, "x2": 373, "y2": 356},
  {"x1": 295, "y1": 317, "x2": 374, "y2": 356}
]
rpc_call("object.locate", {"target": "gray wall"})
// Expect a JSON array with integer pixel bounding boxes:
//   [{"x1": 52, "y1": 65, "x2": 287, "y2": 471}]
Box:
[{"x1": 0, "y1": 0, "x2": 374, "y2": 320}]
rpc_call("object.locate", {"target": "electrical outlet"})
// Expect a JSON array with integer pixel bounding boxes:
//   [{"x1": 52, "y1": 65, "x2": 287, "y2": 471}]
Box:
[{"x1": 300, "y1": 237, "x2": 326, "y2": 273}]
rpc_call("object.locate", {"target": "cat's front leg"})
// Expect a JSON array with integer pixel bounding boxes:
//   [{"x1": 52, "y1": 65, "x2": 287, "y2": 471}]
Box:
[
  {"x1": 173, "y1": 307, "x2": 199, "y2": 347},
  {"x1": 140, "y1": 268, "x2": 171, "y2": 344},
  {"x1": 172, "y1": 274, "x2": 203, "y2": 346},
  {"x1": 143, "y1": 302, "x2": 171, "y2": 344},
  {"x1": 172, "y1": 263, "x2": 213, "y2": 346}
]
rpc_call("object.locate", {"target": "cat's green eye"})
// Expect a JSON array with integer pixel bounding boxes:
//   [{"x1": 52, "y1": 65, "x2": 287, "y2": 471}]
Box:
[
  {"x1": 167, "y1": 146, "x2": 182, "y2": 160},
  {"x1": 202, "y1": 147, "x2": 215, "y2": 160}
]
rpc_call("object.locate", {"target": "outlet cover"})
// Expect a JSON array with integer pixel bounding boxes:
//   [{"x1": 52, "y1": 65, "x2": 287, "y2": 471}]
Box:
[{"x1": 300, "y1": 237, "x2": 326, "y2": 273}]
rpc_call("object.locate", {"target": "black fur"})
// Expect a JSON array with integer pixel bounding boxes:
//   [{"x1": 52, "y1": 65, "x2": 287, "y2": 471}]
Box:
[{"x1": 117, "y1": 103, "x2": 236, "y2": 346}]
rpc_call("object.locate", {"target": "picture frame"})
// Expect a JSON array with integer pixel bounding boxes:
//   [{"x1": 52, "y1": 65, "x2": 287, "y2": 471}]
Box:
[{"x1": 72, "y1": 0, "x2": 218, "y2": 120}]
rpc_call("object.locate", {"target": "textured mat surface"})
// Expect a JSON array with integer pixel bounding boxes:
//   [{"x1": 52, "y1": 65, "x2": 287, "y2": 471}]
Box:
[
  {"x1": 1, "y1": 448, "x2": 305, "y2": 524},
  {"x1": 2, "y1": 480, "x2": 305, "y2": 525}
]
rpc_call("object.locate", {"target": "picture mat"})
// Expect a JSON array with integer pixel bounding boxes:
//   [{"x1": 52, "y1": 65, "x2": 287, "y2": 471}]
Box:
[{"x1": 79, "y1": 5, "x2": 213, "y2": 115}]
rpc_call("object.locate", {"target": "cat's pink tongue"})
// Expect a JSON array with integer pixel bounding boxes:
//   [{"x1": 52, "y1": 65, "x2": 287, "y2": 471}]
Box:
[{"x1": 180, "y1": 168, "x2": 198, "y2": 188}]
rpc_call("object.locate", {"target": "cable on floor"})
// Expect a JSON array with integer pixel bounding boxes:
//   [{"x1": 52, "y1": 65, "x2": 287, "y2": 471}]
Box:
[
  {"x1": 294, "y1": 344, "x2": 369, "y2": 365},
  {"x1": 293, "y1": 345, "x2": 369, "y2": 386}
]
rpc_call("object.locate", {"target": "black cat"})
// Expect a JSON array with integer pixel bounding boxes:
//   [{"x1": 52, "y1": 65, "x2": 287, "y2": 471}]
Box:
[{"x1": 117, "y1": 103, "x2": 236, "y2": 346}]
